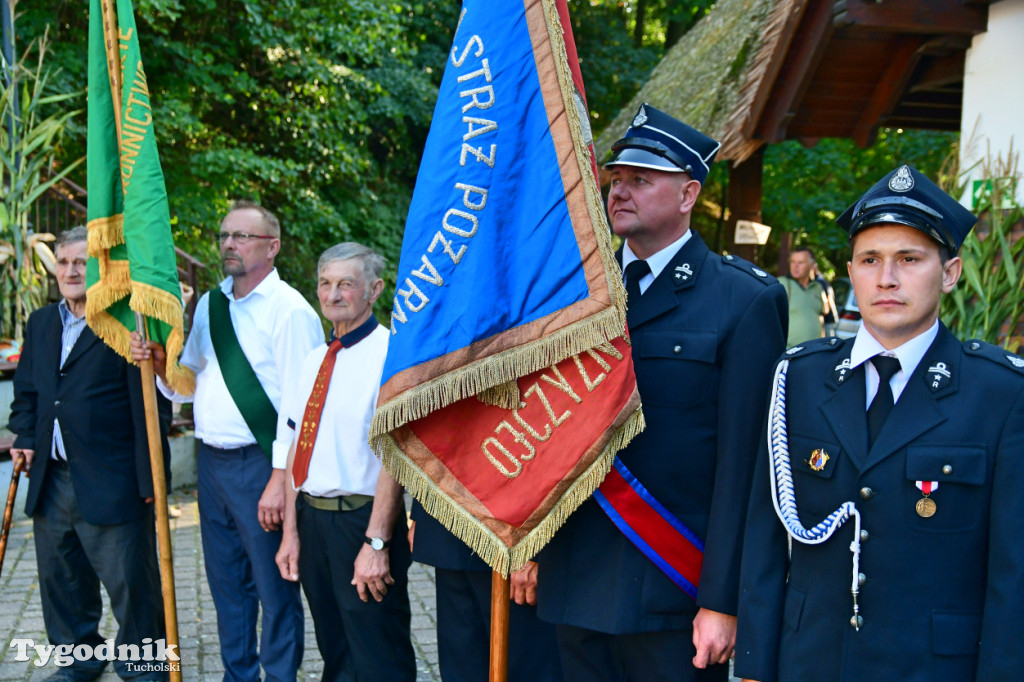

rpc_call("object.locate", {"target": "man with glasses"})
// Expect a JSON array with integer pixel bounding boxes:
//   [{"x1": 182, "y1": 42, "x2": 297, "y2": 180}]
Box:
[{"x1": 133, "y1": 200, "x2": 322, "y2": 682}]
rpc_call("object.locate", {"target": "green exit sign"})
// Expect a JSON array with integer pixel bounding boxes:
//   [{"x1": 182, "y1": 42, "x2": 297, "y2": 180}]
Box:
[{"x1": 971, "y1": 177, "x2": 1016, "y2": 211}]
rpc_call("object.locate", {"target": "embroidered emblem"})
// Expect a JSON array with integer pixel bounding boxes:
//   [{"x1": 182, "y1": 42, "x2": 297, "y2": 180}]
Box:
[
  {"x1": 752, "y1": 267, "x2": 767, "y2": 278},
  {"x1": 1007, "y1": 355, "x2": 1024, "y2": 368},
  {"x1": 927, "y1": 361, "x2": 951, "y2": 391},
  {"x1": 833, "y1": 357, "x2": 853, "y2": 384},
  {"x1": 888, "y1": 165, "x2": 914, "y2": 192},
  {"x1": 786, "y1": 346, "x2": 804, "y2": 355},
  {"x1": 808, "y1": 449, "x2": 830, "y2": 471},
  {"x1": 632, "y1": 105, "x2": 648, "y2": 128},
  {"x1": 673, "y1": 263, "x2": 693, "y2": 282}
]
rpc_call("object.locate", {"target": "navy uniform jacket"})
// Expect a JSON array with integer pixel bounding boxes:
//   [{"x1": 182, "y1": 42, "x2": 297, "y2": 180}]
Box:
[
  {"x1": 8, "y1": 303, "x2": 171, "y2": 526},
  {"x1": 735, "y1": 326, "x2": 1024, "y2": 682},
  {"x1": 537, "y1": 230, "x2": 788, "y2": 633}
]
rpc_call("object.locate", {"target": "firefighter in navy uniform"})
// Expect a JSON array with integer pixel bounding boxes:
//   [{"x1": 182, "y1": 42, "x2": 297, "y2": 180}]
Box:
[
  {"x1": 537, "y1": 104, "x2": 788, "y2": 681},
  {"x1": 735, "y1": 165, "x2": 1024, "y2": 682}
]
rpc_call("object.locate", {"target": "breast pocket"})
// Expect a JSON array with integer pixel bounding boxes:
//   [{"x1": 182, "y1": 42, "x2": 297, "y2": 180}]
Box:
[
  {"x1": 905, "y1": 445, "x2": 988, "y2": 532},
  {"x1": 633, "y1": 329, "x2": 717, "y2": 408}
]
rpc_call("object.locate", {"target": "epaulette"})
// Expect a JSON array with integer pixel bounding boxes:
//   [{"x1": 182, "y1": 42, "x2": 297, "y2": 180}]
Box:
[
  {"x1": 721, "y1": 254, "x2": 776, "y2": 286},
  {"x1": 780, "y1": 336, "x2": 844, "y2": 361},
  {"x1": 963, "y1": 339, "x2": 1024, "y2": 376}
]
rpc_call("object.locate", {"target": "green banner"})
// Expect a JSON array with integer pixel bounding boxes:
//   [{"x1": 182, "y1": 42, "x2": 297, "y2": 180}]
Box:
[{"x1": 86, "y1": 0, "x2": 194, "y2": 395}]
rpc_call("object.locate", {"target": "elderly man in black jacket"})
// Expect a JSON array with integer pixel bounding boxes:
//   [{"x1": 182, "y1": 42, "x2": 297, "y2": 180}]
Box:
[{"x1": 9, "y1": 226, "x2": 171, "y2": 682}]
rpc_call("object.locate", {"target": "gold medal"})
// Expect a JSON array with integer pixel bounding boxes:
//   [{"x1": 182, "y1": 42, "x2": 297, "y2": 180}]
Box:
[{"x1": 916, "y1": 497, "x2": 936, "y2": 518}]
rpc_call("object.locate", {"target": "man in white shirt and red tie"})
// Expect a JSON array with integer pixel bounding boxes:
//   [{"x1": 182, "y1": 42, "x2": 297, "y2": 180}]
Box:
[{"x1": 275, "y1": 242, "x2": 415, "y2": 682}]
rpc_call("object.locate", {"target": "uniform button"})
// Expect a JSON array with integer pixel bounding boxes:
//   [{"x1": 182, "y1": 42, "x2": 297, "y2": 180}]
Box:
[
  {"x1": 942, "y1": 464, "x2": 953, "y2": 475},
  {"x1": 859, "y1": 487, "x2": 874, "y2": 500},
  {"x1": 850, "y1": 615, "x2": 864, "y2": 628},
  {"x1": 971, "y1": 342, "x2": 980, "y2": 350},
  {"x1": 829, "y1": 338, "x2": 838, "y2": 346},
  {"x1": 860, "y1": 530, "x2": 870, "y2": 542},
  {"x1": 673, "y1": 345, "x2": 682, "y2": 354},
  {"x1": 55, "y1": 400, "x2": 62, "y2": 407},
  {"x1": 858, "y1": 572, "x2": 867, "y2": 586}
]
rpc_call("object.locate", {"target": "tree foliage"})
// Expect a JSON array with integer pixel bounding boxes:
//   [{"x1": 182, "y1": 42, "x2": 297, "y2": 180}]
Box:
[{"x1": 17, "y1": 0, "x2": 459, "y2": 309}]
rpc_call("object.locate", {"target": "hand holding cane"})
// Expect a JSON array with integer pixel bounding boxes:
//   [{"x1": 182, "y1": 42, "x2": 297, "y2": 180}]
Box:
[{"x1": 0, "y1": 453, "x2": 26, "y2": 579}]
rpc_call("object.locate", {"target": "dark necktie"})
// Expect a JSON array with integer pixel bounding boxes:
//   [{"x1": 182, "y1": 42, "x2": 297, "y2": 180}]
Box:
[
  {"x1": 624, "y1": 259, "x2": 651, "y2": 311},
  {"x1": 867, "y1": 355, "x2": 901, "y2": 447}
]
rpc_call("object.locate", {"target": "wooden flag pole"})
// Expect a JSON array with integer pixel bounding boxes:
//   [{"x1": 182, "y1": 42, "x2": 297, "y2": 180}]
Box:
[
  {"x1": 0, "y1": 454, "x2": 26, "y2": 579},
  {"x1": 489, "y1": 570, "x2": 511, "y2": 682},
  {"x1": 135, "y1": 314, "x2": 182, "y2": 682}
]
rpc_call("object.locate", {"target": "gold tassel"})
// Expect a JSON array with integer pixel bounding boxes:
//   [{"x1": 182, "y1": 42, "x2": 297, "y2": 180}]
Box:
[{"x1": 476, "y1": 380, "x2": 521, "y2": 409}]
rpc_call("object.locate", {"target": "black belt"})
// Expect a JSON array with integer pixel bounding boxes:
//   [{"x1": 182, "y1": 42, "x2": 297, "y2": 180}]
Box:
[{"x1": 301, "y1": 492, "x2": 373, "y2": 512}]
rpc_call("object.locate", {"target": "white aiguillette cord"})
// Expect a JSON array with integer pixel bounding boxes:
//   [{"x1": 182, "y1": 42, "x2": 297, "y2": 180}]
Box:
[{"x1": 767, "y1": 359, "x2": 864, "y2": 630}]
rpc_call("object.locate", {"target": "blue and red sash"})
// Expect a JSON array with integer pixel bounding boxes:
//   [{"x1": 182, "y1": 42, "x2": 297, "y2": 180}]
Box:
[{"x1": 594, "y1": 458, "x2": 704, "y2": 599}]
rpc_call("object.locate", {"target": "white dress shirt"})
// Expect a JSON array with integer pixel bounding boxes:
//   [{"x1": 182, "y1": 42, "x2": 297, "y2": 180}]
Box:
[
  {"x1": 283, "y1": 323, "x2": 389, "y2": 497},
  {"x1": 621, "y1": 230, "x2": 693, "y2": 294},
  {"x1": 849, "y1": 320, "x2": 940, "y2": 407},
  {"x1": 159, "y1": 269, "x2": 323, "y2": 468}
]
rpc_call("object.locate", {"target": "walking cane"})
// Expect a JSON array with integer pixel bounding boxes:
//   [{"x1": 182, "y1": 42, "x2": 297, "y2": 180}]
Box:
[{"x1": 0, "y1": 453, "x2": 26, "y2": 579}]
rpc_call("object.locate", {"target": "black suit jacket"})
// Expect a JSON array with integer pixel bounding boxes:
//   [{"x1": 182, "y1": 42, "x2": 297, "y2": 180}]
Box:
[
  {"x1": 735, "y1": 327, "x2": 1024, "y2": 682},
  {"x1": 538, "y1": 230, "x2": 788, "y2": 634},
  {"x1": 8, "y1": 303, "x2": 171, "y2": 526}
]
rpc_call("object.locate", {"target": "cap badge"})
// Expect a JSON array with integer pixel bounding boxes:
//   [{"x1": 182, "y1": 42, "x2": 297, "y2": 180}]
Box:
[
  {"x1": 1007, "y1": 354, "x2": 1024, "y2": 368},
  {"x1": 808, "y1": 449, "x2": 830, "y2": 471},
  {"x1": 926, "y1": 361, "x2": 951, "y2": 391},
  {"x1": 888, "y1": 165, "x2": 915, "y2": 192},
  {"x1": 632, "y1": 105, "x2": 648, "y2": 128}
]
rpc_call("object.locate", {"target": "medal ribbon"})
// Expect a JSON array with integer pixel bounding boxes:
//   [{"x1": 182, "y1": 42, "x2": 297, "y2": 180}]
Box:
[
  {"x1": 292, "y1": 339, "x2": 343, "y2": 488},
  {"x1": 916, "y1": 480, "x2": 939, "y2": 494},
  {"x1": 593, "y1": 458, "x2": 705, "y2": 599}
]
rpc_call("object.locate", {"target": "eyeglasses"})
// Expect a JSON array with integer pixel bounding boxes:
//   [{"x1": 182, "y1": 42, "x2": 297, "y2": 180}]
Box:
[{"x1": 218, "y1": 231, "x2": 276, "y2": 244}]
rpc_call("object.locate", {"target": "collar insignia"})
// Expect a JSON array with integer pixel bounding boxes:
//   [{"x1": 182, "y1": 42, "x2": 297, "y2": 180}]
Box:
[
  {"x1": 926, "y1": 361, "x2": 952, "y2": 391},
  {"x1": 833, "y1": 357, "x2": 853, "y2": 383},
  {"x1": 888, "y1": 165, "x2": 915, "y2": 192},
  {"x1": 632, "y1": 105, "x2": 648, "y2": 128},
  {"x1": 674, "y1": 263, "x2": 693, "y2": 282},
  {"x1": 786, "y1": 346, "x2": 804, "y2": 355}
]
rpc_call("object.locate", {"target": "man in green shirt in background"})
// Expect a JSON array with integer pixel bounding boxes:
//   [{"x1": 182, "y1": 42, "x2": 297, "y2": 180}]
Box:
[{"x1": 781, "y1": 246, "x2": 829, "y2": 347}]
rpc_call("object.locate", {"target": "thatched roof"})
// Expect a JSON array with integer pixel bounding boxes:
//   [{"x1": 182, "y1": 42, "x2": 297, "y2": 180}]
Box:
[{"x1": 593, "y1": 0, "x2": 801, "y2": 164}]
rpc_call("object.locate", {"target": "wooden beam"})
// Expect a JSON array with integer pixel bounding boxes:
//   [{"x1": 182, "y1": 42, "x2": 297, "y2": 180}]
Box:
[
  {"x1": 852, "y1": 37, "x2": 924, "y2": 147},
  {"x1": 833, "y1": 0, "x2": 988, "y2": 35},
  {"x1": 909, "y1": 54, "x2": 966, "y2": 92},
  {"x1": 726, "y1": 147, "x2": 764, "y2": 264},
  {"x1": 756, "y1": 0, "x2": 836, "y2": 143},
  {"x1": 741, "y1": 0, "x2": 814, "y2": 140}
]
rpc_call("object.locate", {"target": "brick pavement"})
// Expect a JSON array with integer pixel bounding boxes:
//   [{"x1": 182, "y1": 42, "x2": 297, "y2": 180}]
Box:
[{"x1": 0, "y1": 489, "x2": 441, "y2": 682}]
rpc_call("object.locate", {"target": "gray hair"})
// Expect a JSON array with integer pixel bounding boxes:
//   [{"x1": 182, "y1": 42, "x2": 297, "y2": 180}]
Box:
[
  {"x1": 317, "y1": 242, "x2": 386, "y2": 297},
  {"x1": 228, "y1": 199, "x2": 281, "y2": 238},
  {"x1": 55, "y1": 226, "x2": 88, "y2": 250}
]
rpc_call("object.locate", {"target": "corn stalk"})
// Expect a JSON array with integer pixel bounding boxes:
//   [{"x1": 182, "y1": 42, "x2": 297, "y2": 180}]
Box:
[
  {"x1": 0, "y1": 24, "x2": 83, "y2": 341},
  {"x1": 940, "y1": 151, "x2": 1024, "y2": 353}
]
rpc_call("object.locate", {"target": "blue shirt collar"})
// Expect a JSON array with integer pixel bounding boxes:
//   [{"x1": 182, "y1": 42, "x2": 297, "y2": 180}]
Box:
[{"x1": 329, "y1": 314, "x2": 379, "y2": 348}]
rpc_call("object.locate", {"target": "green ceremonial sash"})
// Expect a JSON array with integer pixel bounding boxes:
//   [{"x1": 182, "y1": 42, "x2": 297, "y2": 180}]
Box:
[{"x1": 208, "y1": 289, "x2": 277, "y2": 460}]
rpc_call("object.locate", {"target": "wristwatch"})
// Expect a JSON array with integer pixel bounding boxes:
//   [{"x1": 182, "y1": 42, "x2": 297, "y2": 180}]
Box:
[{"x1": 364, "y1": 536, "x2": 390, "y2": 551}]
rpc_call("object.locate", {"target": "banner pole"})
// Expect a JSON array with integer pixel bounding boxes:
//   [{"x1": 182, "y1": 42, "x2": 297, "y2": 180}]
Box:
[
  {"x1": 489, "y1": 569, "x2": 510, "y2": 682},
  {"x1": 135, "y1": 313, "x2": 182, "y2": 682}
]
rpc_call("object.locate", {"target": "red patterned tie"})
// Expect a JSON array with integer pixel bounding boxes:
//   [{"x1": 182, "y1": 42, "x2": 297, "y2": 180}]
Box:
[{"x1": 292, "y1": 339, "x2": 343, "y2": 488}]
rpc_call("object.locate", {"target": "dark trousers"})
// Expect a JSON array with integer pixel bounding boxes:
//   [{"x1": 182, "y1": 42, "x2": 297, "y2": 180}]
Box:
[
  {"x1": 33, "y1": 466, "x2": 166, "y2": 681},
  {"x1": 555, "y1": 625, "x2": 728, "y2": 682},
  {"x1": 197, "y1": 443, "x2": 303, "y2": 682},
  {"x1": 296, "y1": 496, "x2": 415, "y2": 682},
  {"x1": 434, "y1": 568, "x2": 563, "y2": 682}
]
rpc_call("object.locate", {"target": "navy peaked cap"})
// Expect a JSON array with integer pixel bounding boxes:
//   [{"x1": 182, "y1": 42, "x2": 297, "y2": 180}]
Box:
[
  {"x1": 837, "y1": 165, "x2": 977, "y2": 252},
  {"x1": 604, "y1": 103, "x2": 721, "y2": 184}
]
